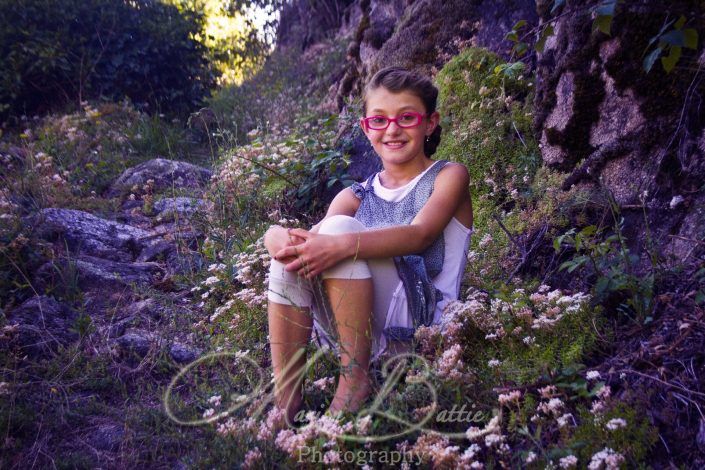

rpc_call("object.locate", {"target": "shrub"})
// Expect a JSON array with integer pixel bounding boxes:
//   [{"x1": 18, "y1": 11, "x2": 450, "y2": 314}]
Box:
[{"x1": 0, "y1": 0, "x2": 216, "y2": 120}]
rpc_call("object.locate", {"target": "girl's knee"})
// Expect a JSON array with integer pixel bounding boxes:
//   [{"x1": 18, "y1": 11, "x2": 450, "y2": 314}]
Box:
[
  {"x1": 318, "y1": 215, "x2": 366, "y2": 235},
  {"x1": 268, "y1": 259, "x2": 314, "y2": 307}
]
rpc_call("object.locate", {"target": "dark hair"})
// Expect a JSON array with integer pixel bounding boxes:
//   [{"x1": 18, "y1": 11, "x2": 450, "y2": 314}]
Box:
[{"x1": 363, "y1": 66, "x2": 442, "y2": 156}]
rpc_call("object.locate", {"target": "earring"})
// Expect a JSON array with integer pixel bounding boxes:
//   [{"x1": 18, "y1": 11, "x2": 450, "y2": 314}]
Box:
[{"x1": 425, "y1": 135, "x2": 430, "y2": 143}]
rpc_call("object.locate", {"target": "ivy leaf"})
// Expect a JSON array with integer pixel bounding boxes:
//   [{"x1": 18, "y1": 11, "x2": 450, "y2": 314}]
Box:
[
  {"x1": 505, "y1": 30, "x2": 519, "y2": 42},
  {"x1": 661, "y1": 45, "x2": 681, "y2": 73},
  {"x1": 535, "y1": 24, "x2": 555, "y2": 53},
  {"x1": 594, "y1": 15, "x2": 613, "y2": 35},
  {"x1": 512, "y1": 20, "x2": 527, "y2": 30},
  {"x1": 550, "y1": 0, "x2": 565, "y2": 14},
  {"x1": 683, "y1": 28, "x2": 698, "y2": 49},
  {"x1": 643, "y1": 46, "x2": 662, "y2": 73},
  {"x1": 497, "y1": 61, "x2": 526, "y2": 78}
]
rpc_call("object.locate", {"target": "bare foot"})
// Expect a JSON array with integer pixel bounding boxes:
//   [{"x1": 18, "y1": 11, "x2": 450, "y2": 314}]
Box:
[
  {"x1": 327, "y1": 373, "x2": 372, "y2": 415},
  {"x1": 275, "y1": 390, "x2": 304, "y2": 427}
]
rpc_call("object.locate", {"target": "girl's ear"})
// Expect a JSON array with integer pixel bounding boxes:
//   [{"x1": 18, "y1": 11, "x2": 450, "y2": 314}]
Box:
[
  {"x1": 426, "y1": 111, "x2": 440, "y2": 135},
  {"x1": 360, "y1": 118, "x2": 369, "y2": 136}
]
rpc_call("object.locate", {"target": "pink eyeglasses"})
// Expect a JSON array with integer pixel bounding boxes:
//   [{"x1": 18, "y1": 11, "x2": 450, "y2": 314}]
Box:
[{"x1": 362, "y1": 111, "x2": 426, "y2": 130}]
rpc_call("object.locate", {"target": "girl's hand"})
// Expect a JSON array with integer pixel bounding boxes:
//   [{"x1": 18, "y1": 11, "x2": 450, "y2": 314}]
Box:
[
  {"x1": 274, "y1": 228, "x2": 352, "y2": 279},
  {"x1": 264, "y1": 225, "x2": 305, "y2": 263}
]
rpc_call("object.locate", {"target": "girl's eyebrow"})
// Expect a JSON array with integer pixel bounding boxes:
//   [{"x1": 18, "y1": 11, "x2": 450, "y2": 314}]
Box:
[{"x1": 369, "y1": 105, "x2": 421, "y2": 113}]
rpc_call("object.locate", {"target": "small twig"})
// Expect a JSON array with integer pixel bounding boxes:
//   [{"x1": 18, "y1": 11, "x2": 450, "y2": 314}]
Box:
[
  {"x1": 492, "y1": 214, "x2": 522, "y2": 253},
  {"x1": 668, "y1": 234, "x2": 705, "y2": 245},
  {"x1": 658, "y1": 433, "x2": 671, "y2": 454},
  {"x1": 617, "y1": 368, "x2": 705, "y2": 398},
  {"x1": 512, "y1": 120, "x2": 527, "y2": 148}
]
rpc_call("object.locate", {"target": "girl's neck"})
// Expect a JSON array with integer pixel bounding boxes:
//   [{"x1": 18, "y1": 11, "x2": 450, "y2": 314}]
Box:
[{"x1": 379, "y1": 157, "x2": 434, "y2": 189}]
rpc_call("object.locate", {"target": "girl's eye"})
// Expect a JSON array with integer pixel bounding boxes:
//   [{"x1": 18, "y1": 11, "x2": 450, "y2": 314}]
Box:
[
  {"x1": 398, "y1": 113, "x2": 418, "y2": 124},
  {"x1": 370, "y1": 117, "x2": 388, "y2": 125}
]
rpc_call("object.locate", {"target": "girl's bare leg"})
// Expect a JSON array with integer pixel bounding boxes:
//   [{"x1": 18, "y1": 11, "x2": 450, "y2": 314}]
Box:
[
  {"x1": 267, "y1": 301, "x2": 312, "y2": 423},
  {"x1": 324, "y1": 278, "x2": 374, "y2": 415}
]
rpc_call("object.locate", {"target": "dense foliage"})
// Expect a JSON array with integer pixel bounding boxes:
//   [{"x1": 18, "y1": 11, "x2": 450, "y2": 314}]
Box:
[{"x1": 0, "y1": 0, "x2": 216, "y2": 120}]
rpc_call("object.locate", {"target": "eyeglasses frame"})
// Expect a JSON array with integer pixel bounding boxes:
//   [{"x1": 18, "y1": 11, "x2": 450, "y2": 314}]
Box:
[{"x1": 361, "y1": 111, "x2": 428, "y2": 131}]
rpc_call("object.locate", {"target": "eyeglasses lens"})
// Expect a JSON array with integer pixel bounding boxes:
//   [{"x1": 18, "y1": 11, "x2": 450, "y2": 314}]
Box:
[{"x1": 366, "y1": 113, "x2": 422, "y2": 130}]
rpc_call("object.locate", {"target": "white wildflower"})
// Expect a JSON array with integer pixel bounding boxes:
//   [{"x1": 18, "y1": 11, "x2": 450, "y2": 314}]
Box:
[
  {"x1": 605, "y1": 418, "x2": 627, "y2": 431},
  {"x1": 559, "y1": 455, "x2": 578, "y2": 468},
  {"x1": 586, "y1": 370, "x2": 601, "y2": 380}
]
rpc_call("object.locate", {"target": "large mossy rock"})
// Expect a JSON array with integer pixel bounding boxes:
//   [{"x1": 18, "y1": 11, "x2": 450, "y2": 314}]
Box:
[
  {"x1": 435, "y1": 47, "x2": 540, "y2": 232},
  {"x1": 533, "y1": 0, "x2": 705, "y2": 266}
]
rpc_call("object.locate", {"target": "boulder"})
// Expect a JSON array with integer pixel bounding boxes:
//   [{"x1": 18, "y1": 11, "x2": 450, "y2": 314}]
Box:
[
  {"x1": 7, "y1": 295, "x2": 79, "y2": 357},
  {"x1": 35, "y1": 255, "x2": 164, "y2": 292},
  {"x1": 124, "y1": 299, "x2": 162, "y2": 320},
  {"x1": 169, "y1": 342, "x2": 200, "y2": 364},
  {"x1": 29, "y1": 208, "x2": 153, "y2": 262},
  {"x1": 165, "y1": 250, "x2": 204, "y2": 277},
  {"x1": 116, "y1": 330, "x2": 153, "y2": 358},
  {"x1": 108, "y1": 158, "x2": 212, "y2": 197},
  {"x1": 86, "y1": 423, "x2": 125, "y2": 452},
  {"x1": 152, "y1": 197, "x2": 208, "y2": 223}
]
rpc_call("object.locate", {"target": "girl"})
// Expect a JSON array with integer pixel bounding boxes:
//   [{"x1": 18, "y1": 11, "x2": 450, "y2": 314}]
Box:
[{"x1": 263, "y1": 66, "x2": 473, "y2": 423}]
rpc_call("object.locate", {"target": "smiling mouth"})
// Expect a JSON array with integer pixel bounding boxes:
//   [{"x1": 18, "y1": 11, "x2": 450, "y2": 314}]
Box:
[{"x1": 383, "y1": 141, "x2": 407, "y2": 149}]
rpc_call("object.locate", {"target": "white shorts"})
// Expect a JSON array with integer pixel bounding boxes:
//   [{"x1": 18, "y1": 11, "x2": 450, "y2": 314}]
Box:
[{"x1": 267, "y1": 215, "x2": 413, "y2": 360}]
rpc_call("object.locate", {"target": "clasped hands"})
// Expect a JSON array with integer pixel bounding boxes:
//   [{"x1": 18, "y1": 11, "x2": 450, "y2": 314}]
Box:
[{"x1": 266, "y1": 225, "x2": 354, "y2": 279}]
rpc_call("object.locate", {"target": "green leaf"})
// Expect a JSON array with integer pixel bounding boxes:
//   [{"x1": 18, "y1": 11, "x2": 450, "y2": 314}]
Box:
[
  {"x1": 551, "y1": 0, "x2": 565, "y2": 14},
  {"x1": 661, "y1": 45, "x2": 681, "y2": 73},
  {"x1": 512, "y1": 20, "x2": 527, "y2": 30},
  {"x1": 535, "y1": 24, "x2": 555, "y2": 53},
  {"x1": 594, "y1": 15, "x2": 613, "y2": 35},
  {"x1": 674, "y1": 15, "x2": 686, "y2": 30},
  {"x1": 643, "y1": 46, "x2": 662, "y2": 73},
  {"x1": 505, "y1": 31, "x2": 519, "y2": 42},
  {"x1": 595, "y1": 276, "x2": 609, "y2": 296},
  {"x1": 683, "y1": 28, "x2": 698, "y2": 49},
  {"x1": 580, "y1": 225, "x2": 598, "y2": 237},
  {"x1": 513, "y1": 42, "x2": 529, "y2": 57},
  {"x1": 695, "y1": 291, "x2": 705, "y2": 305}
]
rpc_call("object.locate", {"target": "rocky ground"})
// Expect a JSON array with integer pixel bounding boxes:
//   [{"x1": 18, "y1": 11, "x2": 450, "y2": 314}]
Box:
[{"x1": 1, "y1": 157, "x2": 222, "y2": 467}]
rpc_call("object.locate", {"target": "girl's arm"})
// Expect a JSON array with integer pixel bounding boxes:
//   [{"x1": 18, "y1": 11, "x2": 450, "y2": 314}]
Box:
[{"x1": 275, "y1": 164, "x2": 470, "y2": 278}]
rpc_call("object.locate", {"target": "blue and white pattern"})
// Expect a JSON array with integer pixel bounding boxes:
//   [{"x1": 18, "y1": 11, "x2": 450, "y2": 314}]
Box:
[{"x1": 351, "y1": 160, "x2": 448, "y2": 341}]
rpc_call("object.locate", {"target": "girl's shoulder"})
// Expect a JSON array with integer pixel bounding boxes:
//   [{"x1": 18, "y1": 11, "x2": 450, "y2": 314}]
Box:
[{"x1": 435, "y1": 161, "x2": 470, "y2": 184}]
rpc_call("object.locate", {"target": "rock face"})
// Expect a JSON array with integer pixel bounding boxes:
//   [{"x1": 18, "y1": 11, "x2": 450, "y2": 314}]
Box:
[
  {"x1": 108, "y1": 158, "x2": 212, "y2": 196},
  {"x1": 329, "y1": 0, "x2": 538, "y2": 109},
  {"x1": 533, "y1": 0, "x2": 705, "y2": 266}
]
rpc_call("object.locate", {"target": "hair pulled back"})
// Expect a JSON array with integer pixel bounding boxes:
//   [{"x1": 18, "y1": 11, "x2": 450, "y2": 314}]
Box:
[{"x1": 363, "y1": 66, "x2": 442, "y2": 157}]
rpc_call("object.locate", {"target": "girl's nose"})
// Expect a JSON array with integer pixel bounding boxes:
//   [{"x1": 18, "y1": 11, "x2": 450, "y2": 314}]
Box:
[{"x1": 385, "y1": 121, "x2": 402, "y2": 134}]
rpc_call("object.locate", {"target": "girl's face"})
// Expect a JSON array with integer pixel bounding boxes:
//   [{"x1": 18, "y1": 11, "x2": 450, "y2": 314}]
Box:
[{"x1": 361, "y1": 87, "x2": 439, "y2": 167}]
